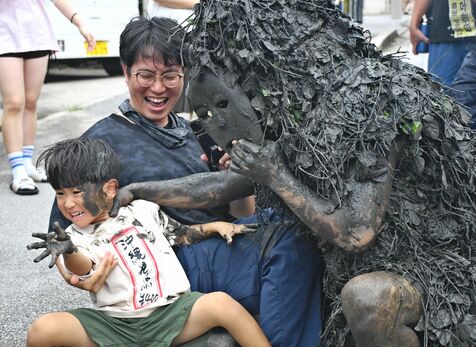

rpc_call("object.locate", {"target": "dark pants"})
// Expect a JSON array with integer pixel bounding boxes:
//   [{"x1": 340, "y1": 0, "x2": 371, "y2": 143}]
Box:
[
  {"x1": 451, "y1": 40, "x2": 476, "y2": 129},
  {"x1": 176, "y1": 209, "x2": 323, "y2": 347}
]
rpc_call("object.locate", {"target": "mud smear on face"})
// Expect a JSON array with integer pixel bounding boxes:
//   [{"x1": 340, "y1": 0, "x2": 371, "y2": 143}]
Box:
[{"x1": 80, "y1": 183, "x2": 108, "y2": 217}]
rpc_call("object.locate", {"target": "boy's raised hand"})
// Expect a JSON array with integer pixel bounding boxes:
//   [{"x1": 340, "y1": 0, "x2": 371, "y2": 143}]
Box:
[
  {"x1": 27, "y1": 221, "x2": 78, "y2": 268},
  {"x1": 219, "y1": 223, "x2": 258, "y2": 245}
]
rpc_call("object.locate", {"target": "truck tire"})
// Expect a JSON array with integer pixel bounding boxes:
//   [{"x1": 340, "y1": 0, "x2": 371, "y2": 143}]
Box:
[{"x1": 102, "y1": 58, "x2": 123, "y2": 76}]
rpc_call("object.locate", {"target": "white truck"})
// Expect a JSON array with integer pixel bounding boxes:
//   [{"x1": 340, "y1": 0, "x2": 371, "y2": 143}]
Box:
[{"x1": 45, "y1": 0, "x2": 141, "y2": 75}]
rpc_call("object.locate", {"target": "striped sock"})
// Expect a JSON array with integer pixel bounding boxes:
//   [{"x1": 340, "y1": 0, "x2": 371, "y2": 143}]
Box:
[
  {"x1": 8, "y1": 152, "x2": 28, "y2": 180},
  {"x1": 22, "y1": 145, "x2": 34, "y2": 167},
  {"x1": 23, "y1": 145, "x2": 38, "y2": 174}
]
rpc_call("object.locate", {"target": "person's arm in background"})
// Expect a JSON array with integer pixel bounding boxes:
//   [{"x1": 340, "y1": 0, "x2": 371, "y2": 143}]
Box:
[
  {"x1": 153, "y1": 0, "x2": 199, "y2": 9},
  {"x1": 409, "y1": 0, "x2": 431, "y2": 55},
  {"x1": 52, "y1": 0, "x2": 95, "y2": 50}
]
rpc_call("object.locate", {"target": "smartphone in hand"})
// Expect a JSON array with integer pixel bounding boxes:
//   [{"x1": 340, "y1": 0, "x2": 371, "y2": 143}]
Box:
[{"x1": 190, "y1": 119, "x2": 226, "y2": 167}]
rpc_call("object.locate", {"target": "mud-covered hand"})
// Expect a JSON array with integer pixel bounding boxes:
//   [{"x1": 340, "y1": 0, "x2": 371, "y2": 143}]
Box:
[
  {"x1": 230, "y1": 140, "x2": 284, "y2": 184},
  {"x1": 219, "y1": 223, "x2": 258, "y2": 245},
  {"x1": 109, "y1": 185, "x2": 135, "y2": 217},
  {"x1": 27, "y1": 221, "x2": 78, "y2": 268}
]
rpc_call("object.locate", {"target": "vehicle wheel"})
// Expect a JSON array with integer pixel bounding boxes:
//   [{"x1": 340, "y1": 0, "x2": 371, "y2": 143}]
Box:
[{"x1": 102, "y1": 58, "x2": 123, "y2": 76}]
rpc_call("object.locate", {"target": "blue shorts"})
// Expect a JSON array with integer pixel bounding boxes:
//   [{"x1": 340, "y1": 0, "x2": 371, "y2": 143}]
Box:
[{"x1": 176, "y1": 209, "x2": 323, "y2": 347}]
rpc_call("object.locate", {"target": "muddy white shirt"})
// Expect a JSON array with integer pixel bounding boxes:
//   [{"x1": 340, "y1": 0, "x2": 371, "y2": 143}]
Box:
[{"x1": 64, "y1": 200, "x2": 191, "y2": 318}]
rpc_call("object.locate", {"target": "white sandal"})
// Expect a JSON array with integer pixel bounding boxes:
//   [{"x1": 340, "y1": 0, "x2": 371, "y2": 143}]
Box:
[
  {"x1": 28, "y1": 167, "x2": 48, "y2": 183},
  {"x1": 10, "y1": 177, "x2": 39, "y2": 195}
]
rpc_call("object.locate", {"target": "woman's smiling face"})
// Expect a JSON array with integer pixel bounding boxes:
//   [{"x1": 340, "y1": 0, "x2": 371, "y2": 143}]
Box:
[{"x1": 125, "y1": 56, "x2": 184, "y2": 127}]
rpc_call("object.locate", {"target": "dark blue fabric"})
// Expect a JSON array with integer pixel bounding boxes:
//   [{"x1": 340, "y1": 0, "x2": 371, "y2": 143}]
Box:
[
  {"x1": 177, "y1": 209, "x2": 323, "y2": 347},
  {"x1": 451, "y1": 40, "x2": 476, "y2": 129},
  {"x1": 48, "y1": 113, "x2": 231, "y2": 230},
  {"x1": 428, "y1": 41, "x2": 469, "y2": 87},
  {"x1": 119, "y1": 99, "x2": 190, "y2": 149}
]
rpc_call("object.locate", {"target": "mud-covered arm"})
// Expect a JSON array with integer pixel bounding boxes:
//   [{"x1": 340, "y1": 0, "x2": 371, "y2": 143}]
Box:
[
  {"x1": 110, "y1": 171, "x2": 254, "y2": 217},
  {"x1": 163, "y1": 213, "x2": 257, "y2": 246},
  {"x1": 214, "y1": 152, "x2": 256, "y2": 218},
  {"x1": 230, "y1": 140, "x2": 401, "y2": 254}
]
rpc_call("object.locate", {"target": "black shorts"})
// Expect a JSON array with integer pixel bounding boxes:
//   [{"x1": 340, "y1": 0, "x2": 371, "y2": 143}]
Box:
[{"x1": 0, "y1": 50, "x2": 51, "y2": 59}]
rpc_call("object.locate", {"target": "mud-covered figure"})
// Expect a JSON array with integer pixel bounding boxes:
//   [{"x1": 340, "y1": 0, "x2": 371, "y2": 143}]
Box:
[
  {"x1": 181, "y1": 1, "x2": 476, "y2": 346},
  {"x1": 110, "y1": 2, "x2": 476, "y2": 347}
]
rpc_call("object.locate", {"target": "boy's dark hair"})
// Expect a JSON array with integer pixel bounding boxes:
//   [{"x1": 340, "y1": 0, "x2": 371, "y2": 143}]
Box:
[
  {"x1": 38, "y1": 138, "x2": 122, "y2": 190},
  {"x1": 119, "y1": 16, "x2": 186, "y2": 74}
]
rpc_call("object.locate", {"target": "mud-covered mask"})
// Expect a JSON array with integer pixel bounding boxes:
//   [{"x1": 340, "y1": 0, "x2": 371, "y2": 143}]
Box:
[{"x1": 189, "y1": 68, "x2": 263, "y2": 151}]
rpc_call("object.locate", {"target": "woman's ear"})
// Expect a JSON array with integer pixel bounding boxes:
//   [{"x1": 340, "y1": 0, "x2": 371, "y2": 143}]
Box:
[{"x1": 103, "y1": 179, "x2": 119, "y2": 200}]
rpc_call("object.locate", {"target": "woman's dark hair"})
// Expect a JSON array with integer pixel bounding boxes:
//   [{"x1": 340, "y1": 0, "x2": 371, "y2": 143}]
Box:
[
  {"x1": 119, "y1": 16, "x2": 186, "y2": 74},
  {"x1": 38, "y1": 138, "x2": 122, "y2": 190}
]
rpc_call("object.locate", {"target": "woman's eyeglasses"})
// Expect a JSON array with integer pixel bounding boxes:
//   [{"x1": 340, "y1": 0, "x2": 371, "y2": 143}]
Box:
[{"x1": 132, "y1": 71, "x2": 184, "y2": 88}]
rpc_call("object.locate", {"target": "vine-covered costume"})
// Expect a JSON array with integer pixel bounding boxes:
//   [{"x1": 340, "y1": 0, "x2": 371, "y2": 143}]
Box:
[{"x1": 188, "y1": 1, "x2": 476, "y2": 346}]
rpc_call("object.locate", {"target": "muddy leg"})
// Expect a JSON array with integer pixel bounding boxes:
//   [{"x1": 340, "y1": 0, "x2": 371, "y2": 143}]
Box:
[{"x1": 341, "y1": 271, "x2": 422, "y2": 347}]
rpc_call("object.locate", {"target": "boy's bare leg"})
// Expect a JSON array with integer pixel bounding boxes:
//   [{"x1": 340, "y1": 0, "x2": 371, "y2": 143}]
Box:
[
  {"x1": 172, "y1": 292, "x2": 271, "y2": 347},
  {"x1": 27, "y1": 312, "x2": 97, "y2": 347}
]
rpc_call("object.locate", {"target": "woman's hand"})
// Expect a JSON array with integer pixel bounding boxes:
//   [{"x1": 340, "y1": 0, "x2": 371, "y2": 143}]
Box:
[
  {"x1": 78, "y1": 25, "x2": 96, "y2": 51},
  {"x1": 200, "y1": 149, "x2": 230, "y2": 171},
  {"x1": 55, "y1": 251, "x2": 117, "y2": 293}
]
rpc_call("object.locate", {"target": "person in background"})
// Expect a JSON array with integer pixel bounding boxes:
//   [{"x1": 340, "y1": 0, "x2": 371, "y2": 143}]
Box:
[
  {"x1": 450, "y1": 2, "x2": 476, "y2": 128},
  {"x1": 0, "y1": 0, "x2": 95, "y2": 195},
  {"x1": 147, "y1": 0, "x2": 198, "y2": 25},
  {"x1": 410, "y1": 0, "x2": 476, "y2": 87}
]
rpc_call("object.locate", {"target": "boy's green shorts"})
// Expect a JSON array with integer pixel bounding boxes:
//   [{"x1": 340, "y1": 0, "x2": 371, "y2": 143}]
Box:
[{"x1": 69, "y1": 291, "x2": 211, "y2": 347}]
